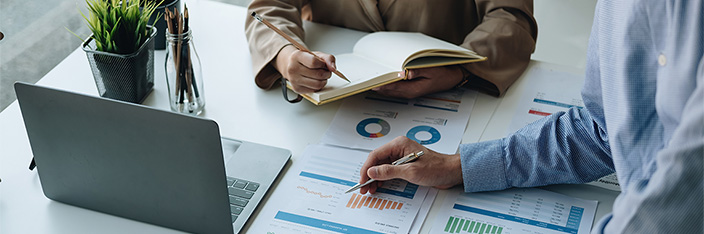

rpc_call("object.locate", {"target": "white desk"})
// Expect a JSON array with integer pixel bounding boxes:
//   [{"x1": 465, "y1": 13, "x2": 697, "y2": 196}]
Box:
[{"x1": 0, "y1": 1, "x2": 618, "y2": 233}]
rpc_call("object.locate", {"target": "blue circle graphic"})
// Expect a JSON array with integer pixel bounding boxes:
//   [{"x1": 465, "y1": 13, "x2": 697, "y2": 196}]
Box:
[
  {"x1": 356, "y1": 118, "x2": 391, "y2": 138},
  {"x1": 406, "y1": 125, "x2": 441, "y2": 145}
]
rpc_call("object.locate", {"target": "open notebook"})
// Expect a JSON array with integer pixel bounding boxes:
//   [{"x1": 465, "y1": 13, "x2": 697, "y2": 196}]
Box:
[{"x1": 297, "y1": 22, "x2": 487, "y2": 105}]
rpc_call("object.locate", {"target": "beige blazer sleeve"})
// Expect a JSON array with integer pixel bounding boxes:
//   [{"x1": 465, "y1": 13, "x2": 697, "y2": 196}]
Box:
[
  {"x1": 460, "y1": 0, "x2": 537, "y2": 96},
  {"x1": 244, "y1": 0, "x2": 309, "y2": 90}
]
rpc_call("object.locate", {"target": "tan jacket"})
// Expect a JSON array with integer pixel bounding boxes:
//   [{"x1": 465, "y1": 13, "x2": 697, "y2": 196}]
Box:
[{"x1": 245, "y1": 0, "x2": 537, "y2": 96}]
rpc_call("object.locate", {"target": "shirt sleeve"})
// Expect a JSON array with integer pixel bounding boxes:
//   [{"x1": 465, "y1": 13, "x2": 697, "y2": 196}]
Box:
[
  {"x1": 594, "y1": 56, "x2": 704, "y2": 234},
  {"x1": 460, "y1": 0, "x2": 538, "y2": 96},
  {"x1": 459, "y1": 107, "x2": 615, "y2": 193},
  {"x1": 244, "y1": 0, "x2": 308, "y2": 89}
]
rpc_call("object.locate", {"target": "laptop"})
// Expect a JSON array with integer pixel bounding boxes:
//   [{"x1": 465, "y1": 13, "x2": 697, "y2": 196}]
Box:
[{"x1": 14, "y1": 82, "x2": 291, "y2": 234}]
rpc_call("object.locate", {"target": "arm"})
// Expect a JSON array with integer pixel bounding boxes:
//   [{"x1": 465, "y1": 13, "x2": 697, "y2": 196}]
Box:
[
  {"x1": 460, "y1": 107, "x2": 615, "y2": 192},
  {"x1": 357, "y1": 106, "x2": 614, "y2": 194},
  {"x1": 374, "y1": 1, "x2": 538, "y2": 98},
  {"x1": 462, "y1": 0, "x2": 538, "y2": 96},
  {"x1": 245, "y1": 0, "x2": 337, "y2": 92}
]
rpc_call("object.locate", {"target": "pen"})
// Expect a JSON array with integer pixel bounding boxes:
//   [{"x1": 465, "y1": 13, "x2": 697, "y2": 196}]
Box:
[
  {"x1": 29, "y1": 157, "x2": 36, "y2": 170},
  {"x1": 345, "y1": 151, "x2": 424, "y2": 194},
  {"x1": 250, "y1": 12, "x2": 350, "y2": 83}
]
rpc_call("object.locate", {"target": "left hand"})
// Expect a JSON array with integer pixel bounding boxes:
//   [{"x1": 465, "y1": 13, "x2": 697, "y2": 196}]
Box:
[{"x1": 372, "y1": 66, "x2": 464, "y2": 99}]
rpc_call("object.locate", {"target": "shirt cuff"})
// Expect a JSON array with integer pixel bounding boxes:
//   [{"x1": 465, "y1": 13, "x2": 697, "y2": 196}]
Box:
[{"x1": 459, "y1": 139, "x2": 509, "y2": 192}]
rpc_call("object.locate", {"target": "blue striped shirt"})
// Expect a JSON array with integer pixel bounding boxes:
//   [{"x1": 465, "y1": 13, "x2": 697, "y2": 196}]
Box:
[{"x1": 459, "y1": 0, "x2": 703, "y2": 232}]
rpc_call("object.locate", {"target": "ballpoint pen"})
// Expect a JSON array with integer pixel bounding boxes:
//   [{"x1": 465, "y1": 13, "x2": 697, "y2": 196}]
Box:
[
  {"x1": 345, "y1": 151, "x2": 424, "y2": 194},
  {"x1": 250, "y1": 11, "x2": 351, "y2": 83}
]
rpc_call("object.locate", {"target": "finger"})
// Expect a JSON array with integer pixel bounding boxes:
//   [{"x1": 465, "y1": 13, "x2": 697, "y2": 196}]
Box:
[
  {"x1": 296, "y1": 51, "x2": 329, "y2": 70},
  {"x1": 289, "y1": 77, "x2": 328, "y2": 93},
  {"x1": 359, "y1": 136, "x2": 410, "y2": 183},
  {"x1": 367, "y1": 164, "x2": 405, "y2": 181},
  {"x1": 297, "y1": 67, "x2": 332, "y2": 81},
  {"x1": 313, "y1": 52, "x2": 338, "y2": 73}
]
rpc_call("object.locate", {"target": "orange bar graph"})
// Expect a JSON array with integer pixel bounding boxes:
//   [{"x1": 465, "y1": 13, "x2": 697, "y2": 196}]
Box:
[
  {"x1": 357, "y1": 196, "x2": 368, "y2": 208},
  {"x1": 346, "y1": 193, "x2": 357, "y2": 207},
  {"x1": 346, "y1": 194, "x2": 403, "y2": 211},
  {"x1": 374, "y1": 199, "x2": 382, "y2": 208},
  {"x1": 352, "y1": 193, "x2": 362, "y2": 207},
  {"x1": 364, "y1": 196, "x2": 373, "y2": 206},
  {"x1": 378, "y1": 200, "x2": 387, "y2": 210}
]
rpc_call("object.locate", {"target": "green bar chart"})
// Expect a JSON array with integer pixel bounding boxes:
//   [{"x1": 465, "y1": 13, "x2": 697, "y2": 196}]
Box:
[{"x1": 443, "y1": 216, "x2": 503, "y2": 234}]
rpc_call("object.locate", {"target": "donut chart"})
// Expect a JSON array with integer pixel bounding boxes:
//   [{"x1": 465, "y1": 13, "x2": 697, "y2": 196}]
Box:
[
  {"x1": 356, "y1": 118, "x2": 391, "y2": 138},
  {"x1": 406, "y1": 125, "x2": 441, "y2": 145}
]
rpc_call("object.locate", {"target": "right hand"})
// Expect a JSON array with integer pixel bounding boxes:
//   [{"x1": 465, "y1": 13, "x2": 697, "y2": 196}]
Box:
[
  {"x1": 273, "y1": 45, "x2": 338, "y2": 93},
  {"x1": 358, "y1": 136, "x2": 463, "y2": 194}
]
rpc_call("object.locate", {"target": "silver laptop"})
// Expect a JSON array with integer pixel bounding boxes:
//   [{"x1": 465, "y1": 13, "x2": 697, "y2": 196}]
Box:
[{"x1": 14, "y1": 82, "x2": 290, "y2": 234}]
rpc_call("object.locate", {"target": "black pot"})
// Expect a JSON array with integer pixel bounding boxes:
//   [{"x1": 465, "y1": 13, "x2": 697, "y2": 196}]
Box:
[
  {"x1": 149, "y1": 0, "x2": 181, "y2": 50},
  {"x1": 82, "y1": 27, "x2": 156, "y2": 103}
]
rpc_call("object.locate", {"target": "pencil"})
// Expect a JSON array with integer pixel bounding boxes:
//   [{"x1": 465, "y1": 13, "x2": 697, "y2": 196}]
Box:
[{"x1": 250, "y1": 11, "x2": 350, "y2": 83}]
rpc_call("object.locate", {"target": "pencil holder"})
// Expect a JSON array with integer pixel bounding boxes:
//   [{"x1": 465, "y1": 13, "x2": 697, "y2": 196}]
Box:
[{"x1": 165, "y1": 29, "x2": 205, "y2": 115}]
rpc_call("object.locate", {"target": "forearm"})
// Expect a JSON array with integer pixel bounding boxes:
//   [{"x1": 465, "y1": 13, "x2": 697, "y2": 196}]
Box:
[
  {"x1": 460, "y1": 107, "x2": 614, "y2": 192},
  {"x1": 245, "y1": 0, "x2": 307, "y2": 89},
  {"x1": 461, "y1": 0, "x2": 538, "y2": 96}
]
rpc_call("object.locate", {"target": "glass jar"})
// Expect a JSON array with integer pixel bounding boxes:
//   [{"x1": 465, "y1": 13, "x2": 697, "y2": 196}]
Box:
[{"x1": 165, "y1": 30, "x2": 205, "y2": 115}]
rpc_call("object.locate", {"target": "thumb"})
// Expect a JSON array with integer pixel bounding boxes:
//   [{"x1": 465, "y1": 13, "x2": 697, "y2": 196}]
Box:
[{"x1": 367, "y1": 164, "x2": 402, "y2": 181}]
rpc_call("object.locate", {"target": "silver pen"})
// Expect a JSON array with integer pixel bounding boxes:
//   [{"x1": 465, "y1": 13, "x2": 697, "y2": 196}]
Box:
[{"x1": 345, "y1": 151, "x2": 424, "y2": 194}]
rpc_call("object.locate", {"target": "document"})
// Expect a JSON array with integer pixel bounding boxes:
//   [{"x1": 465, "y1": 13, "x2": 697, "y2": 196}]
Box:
[
  {"x1": 249, "y1": 144, "x2": 431, "y2": 234},
  {"x1": 321, "y1": 89, "x2": 477, "y2": 155},
  {"x1": 506, "y1": 66, "x2": 620, "y2": 191},
  {"x1": 430, "y1": 188, "x2": 598, "y2": 234}
]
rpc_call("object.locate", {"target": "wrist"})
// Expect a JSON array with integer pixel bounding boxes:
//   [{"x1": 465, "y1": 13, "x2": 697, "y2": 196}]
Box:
[
  {"x1": 454, "y1": 66, "x2": 471, "y2": 89},
  {"x1": 273, "y1": 44, "x2": 295, "y2": 76}
]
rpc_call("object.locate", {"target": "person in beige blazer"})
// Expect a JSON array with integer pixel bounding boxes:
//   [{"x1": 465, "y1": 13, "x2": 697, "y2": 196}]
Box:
[{"x1": 245, "y1": 0, "x2": 537, "y2": 98}]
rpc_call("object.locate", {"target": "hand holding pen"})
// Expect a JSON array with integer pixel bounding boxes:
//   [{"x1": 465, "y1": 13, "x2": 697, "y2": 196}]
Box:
[
  {"x1": 251, "y1": 12, "x2": 349, "y2": 94},
  {"x1": 352, "y1": 136, "x2": 465, "y2": 194},
  {"x1": 346, "y1": 150, "x2": 424, "y2": 194}
]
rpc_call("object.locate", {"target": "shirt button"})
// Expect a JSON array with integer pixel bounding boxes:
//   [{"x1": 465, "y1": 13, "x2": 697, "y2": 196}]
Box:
[{"x1": 658, "y1": 54, "x2": 667, "y2": 66}]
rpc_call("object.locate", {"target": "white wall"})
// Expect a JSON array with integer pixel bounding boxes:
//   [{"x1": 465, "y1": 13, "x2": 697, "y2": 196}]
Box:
[{"x1": 531, "y1": 0, "x2": 597, "y2": 71}]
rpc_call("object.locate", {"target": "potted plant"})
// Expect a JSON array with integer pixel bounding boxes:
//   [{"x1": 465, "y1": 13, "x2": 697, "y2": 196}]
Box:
[{"x1": 80, "y1": 0, "x2": 161, "y2": 103}]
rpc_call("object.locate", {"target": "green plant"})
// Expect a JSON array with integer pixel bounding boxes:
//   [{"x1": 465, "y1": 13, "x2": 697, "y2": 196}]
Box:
[{"x1": 80, "y1": 0, "x2": 162, "y2": 54}]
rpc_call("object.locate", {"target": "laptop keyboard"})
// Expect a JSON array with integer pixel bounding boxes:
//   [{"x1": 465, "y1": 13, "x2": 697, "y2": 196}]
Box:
[{"x1": 227, "y1": 176, "x2": 259, "y2": 223}]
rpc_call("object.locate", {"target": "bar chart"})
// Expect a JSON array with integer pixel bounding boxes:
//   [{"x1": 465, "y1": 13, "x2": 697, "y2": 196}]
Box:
[
  {"x1": 430, "y1": 188, "x2": 597, "y2": 234},
  {"x1": 443, "y1": 216, "x2": 504, "y2": 234},
  {"x1": 346, "y1": 193, "x2": 404, "y2": 210}
]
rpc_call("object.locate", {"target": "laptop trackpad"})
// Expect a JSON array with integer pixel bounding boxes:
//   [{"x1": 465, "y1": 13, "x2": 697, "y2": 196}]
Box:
[
  {"x1": 221, "y1": 137, "x2": 290, "y2": 181},
  {"x1": 221, "y1": 137, "x2": 242, "y2": 163}
]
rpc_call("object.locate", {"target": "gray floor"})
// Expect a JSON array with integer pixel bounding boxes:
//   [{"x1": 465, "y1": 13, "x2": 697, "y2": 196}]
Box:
[{"x1": 0, "y1": 0, "x2": 251, "y2": 113}]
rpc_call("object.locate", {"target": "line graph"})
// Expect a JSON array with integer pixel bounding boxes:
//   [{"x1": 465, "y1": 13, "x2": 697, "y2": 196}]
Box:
[{"x1": 296, "y1": 186, "x2": 333, "y2": 199}]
